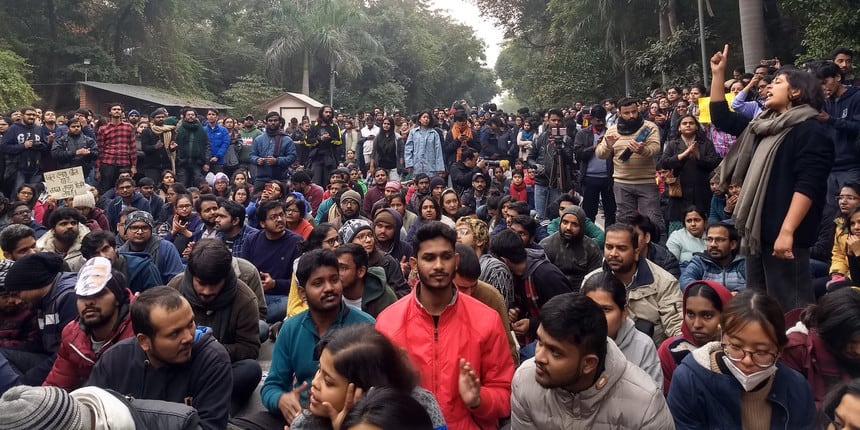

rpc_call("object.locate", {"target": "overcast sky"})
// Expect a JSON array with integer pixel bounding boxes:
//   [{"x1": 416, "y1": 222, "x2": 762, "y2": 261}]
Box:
[{"x1": 427, "y1": 0, "x2": 503, "y2": 69}]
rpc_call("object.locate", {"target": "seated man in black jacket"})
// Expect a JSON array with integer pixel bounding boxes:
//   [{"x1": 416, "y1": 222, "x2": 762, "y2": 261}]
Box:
[
  {"x1": 449, "y1": 148, "x2": 485, "y2": 195},
  {"x1": 86, "y1": 286, "x2": 232, "y2": 430}
]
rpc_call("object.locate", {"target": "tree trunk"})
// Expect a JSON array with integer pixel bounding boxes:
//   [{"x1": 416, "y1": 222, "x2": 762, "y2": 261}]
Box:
[
  {"x1": 659, "y1": 13, "x2": 669, "y2": 86},
  {"x1": 739, "y1": 0, "x2": 766, "y2": 72},
  {"x1": 302, "y1": 50, "x2": 310, "y2": 95},
  {"x1": 621, "y1": 36, "x2": 632, "y2": 96},
  {"x1": 667, "y1": 0, "x2": 678, "y2": 33},
  {"x1": 45, "y1": 0, "x2": 59, "y2": 106}
]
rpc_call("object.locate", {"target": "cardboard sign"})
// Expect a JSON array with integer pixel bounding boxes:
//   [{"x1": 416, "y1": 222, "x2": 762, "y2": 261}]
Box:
[
  {"x1": 697, "y1": 93, "x2": 735, "y2": 124},
  {"x1": 43, "y1": 167, "x2": 88, "y2": 199}
]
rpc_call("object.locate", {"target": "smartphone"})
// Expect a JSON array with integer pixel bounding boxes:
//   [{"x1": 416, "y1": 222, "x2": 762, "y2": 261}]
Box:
[
  {"x1": 264, "y1": 183, "x2": 273, "y2": 193},
  {"x1": 550, "y1": 127, "x2": 567, "y2": 137}
]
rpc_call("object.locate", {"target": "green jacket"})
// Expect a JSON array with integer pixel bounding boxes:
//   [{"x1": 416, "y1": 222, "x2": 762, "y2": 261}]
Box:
[
  {"x1": 357, "y1": 266, "x2": 397, "y2": 318},
  {"x1": 175, "y1": 120, "x2": 210, "y2": 165}
]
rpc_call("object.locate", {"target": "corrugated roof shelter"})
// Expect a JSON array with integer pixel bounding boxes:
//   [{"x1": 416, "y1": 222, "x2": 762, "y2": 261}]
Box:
[
  {"x1": 260, "y1": 91, "x2": 324, "y2": 123},
  {"x1": 79, "y1": 81, "x2": 231, "y2": 117}
]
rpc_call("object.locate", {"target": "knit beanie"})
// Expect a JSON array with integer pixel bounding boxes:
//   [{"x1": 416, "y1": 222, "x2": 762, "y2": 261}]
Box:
[
  {"x1": 124, "y1": 210, "x2": 155, "y2": 230},
  {"x1": 374, "y1": 208, "x2": 396, "y2": 227},
  {"x1": 385, "y1": 181, "x2": 401, "y2": 192},
  {"x1": 5, "y1": 253, "x2": 63, "y2": 292},
  {"x1": 0, "y1": 386, "x2": 91, "y2": 430},
  {"x1": 72, "y1": 193, "x2": 95, "y2": 209},
  {"x1": 339, "y1": 218, "x2": 372, "y2": 244},
  {"x1": 429, "y1": 176, "x2": 446, "y2": 190},
  {"x1": 128, "y1": 109, "x2": 140, "y2": 118},
  {"x1": 340, "y1": 190, "x2": 361, "y2": 206},
  {"x1": 0, "y1": 260, "x2": 12, "y2": 292}
]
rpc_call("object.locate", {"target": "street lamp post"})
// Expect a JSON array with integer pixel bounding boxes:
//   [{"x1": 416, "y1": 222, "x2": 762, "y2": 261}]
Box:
[{"x1": 83, "y1": 58, "x2": 91, "y2": 82}]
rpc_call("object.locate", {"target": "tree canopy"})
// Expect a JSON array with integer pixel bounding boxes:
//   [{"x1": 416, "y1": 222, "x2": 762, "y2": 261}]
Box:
[{"x1": 0, "y1": 0, "x2": 499, "y2": 113}]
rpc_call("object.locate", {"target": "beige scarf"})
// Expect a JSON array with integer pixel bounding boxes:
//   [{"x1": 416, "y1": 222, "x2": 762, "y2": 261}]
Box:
[
  {"x1": 718, "y1": 104, "x2": 818, "y2": 255},
  {"x1": 149, "y1": 124, "x2": 177, "y2": 172}
]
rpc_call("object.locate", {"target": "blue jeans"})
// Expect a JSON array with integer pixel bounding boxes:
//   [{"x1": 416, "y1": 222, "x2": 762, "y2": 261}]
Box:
[
  {"x1": 534, "y1": 184, "x2": 562, "y2": 221},
  {"x1": 519, "y1": 341, "x2": 537, "y2": 362},
  {"x1": 15, "y1": 171, "x2": 43, "y2": 193},
  {"x1": 265, "y1": 294, "x2": 288, "y2": 323}
]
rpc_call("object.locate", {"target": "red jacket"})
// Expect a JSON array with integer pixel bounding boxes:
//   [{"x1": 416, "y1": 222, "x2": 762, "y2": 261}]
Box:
[
  {"x1": 43, "y1": 291, "x2": 135, "y2": 390},
  {"x1": 782, "y1": 323, "x2": 853, "y2": 406},
  {"x1": 376, "y1": 287, "x2": 514, "y2": 430}
]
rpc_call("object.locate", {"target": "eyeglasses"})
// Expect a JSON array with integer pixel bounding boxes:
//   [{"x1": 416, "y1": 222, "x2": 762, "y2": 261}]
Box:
[
  {"x1": 128, "y1": 225, "x2": 151, "y2": 232},
  {"x1": 324, "y1": 237, "x2": 340, "y2": 246},
  {"x1": 12, "y1": 209, "x2": 31, "y2": 216},
  {"x1": 721, "y1": 342, "x2": 778, "y2": 368},
  {"x1": 837, "y1": 195, "x2": 859, "y2": 201},
  {"x1": 176, "y1": 204, "x2": 192, "y2": 210},
  {"x1": 456, "y1": 228, "x2": 470, "y2": 237},
  {"x1": 267, "y1": 213, "x2": 286, "y2": 221},
  {"x1": 354, "y1": 231, "x2": 374, "y2": 242},
  {"x1": 285, "y1": 207, "x2": 300, "y2": 214}
]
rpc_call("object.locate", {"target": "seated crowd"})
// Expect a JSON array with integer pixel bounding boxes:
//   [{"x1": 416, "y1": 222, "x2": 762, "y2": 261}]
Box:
[{"x1": 1, "y1": 44, "x2": 860, "y2": 430}]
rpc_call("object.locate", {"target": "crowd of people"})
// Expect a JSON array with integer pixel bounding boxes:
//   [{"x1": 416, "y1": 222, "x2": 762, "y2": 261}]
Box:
[{"x1": 0, "y1": 43, "x2": 858, "y2": 429}]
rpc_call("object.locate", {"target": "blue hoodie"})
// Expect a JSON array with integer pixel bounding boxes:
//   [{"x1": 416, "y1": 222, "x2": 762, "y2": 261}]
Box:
[{"x1": 825, "y1": 85, "x2": 860, "y2": 171}]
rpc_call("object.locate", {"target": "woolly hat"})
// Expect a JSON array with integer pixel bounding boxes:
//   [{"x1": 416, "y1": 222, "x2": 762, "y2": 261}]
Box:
[
  {"x1": 385, "y1": 181, "x2": 401, "y2": 191},
  {"x1": 213, "y1": 172, "x2": 229, "y2": 183},
  {"x1": 0, "y1": 386, "x2": 91, "y2": 430},
  {"x1": 72, "y1": 193, "x2": 95, "y2": 209},
  {"x1": 5, "y1": 253, "x2": 63, "y2": 292},
  {"x1": 374, "y1": 208, "x2": 397, "y2": 226},
  {"x1": 128, "y1": 109, "x2": 140, "y2": 118},
  {"x1": 340, "y1": 190, "x2": 361, "y2": 205},
  {"x1": 0, "y1": 260, "x2": 12, "y2": 292},
  {"x1": 339, "y1": 218, "x2": 372, "y2": 244},
  {"x1": 429, "y1": 176, "x2": 446, "y2": 190},
  {"x1": 124, "y1": 210, "x2": 154, "y2": 230}
]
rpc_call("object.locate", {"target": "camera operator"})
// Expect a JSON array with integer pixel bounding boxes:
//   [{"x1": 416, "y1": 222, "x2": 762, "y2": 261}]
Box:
[
  {"x1": 479, "y1": 116, "x2": 514, "y2": 162},
  {"x1": 527, "y1": 108, "x2": 578, "y2": 220}
]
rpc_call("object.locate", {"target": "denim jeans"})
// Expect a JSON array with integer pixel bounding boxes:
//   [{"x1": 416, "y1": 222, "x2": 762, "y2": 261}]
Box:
[
  {"x1": 15, "y1": 171, "x2": 43, "y2": 194},
  {"x1": 265, "y1": 294, "x2": 288, "y2": 323},
  {"x1": 534, "y1": 184, "x2": 562, "y2": 221}
]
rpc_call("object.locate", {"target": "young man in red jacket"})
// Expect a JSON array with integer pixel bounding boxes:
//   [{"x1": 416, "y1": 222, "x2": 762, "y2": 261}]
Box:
[
  {"x1": 43, "y1": 257, "x2": 134, "y2": 390},
  {"x1": 376, "y1": 221, "x2": 514, "y2": 430}
]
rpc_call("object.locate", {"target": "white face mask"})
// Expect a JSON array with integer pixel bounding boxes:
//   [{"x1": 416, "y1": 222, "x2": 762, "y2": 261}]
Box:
[{"x1": 722, "y1": 355, "x2": 777, "y2": 391}]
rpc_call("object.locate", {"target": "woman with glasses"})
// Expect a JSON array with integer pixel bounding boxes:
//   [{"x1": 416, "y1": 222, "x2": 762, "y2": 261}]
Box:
[
  {"x1": 783, "y1": 287, "x2": 860, "y2": 406},
  {"x1": 824, "y1": 183, "x2": 860, "y2": 287},
  {"x1": 668, "y1": 290, "x2": 815, "y2": 429},
  {"x1": 284, "y1": 193, "x2": 313, "y2": 239},
  {"x1": 163, "y1": 193, "x2": 200, "y2": 254}
]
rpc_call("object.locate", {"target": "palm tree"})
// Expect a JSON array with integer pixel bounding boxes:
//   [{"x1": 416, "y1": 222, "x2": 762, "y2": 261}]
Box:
[{"x1": 264, "y1": 0, "x2": 381, "y2": 96}]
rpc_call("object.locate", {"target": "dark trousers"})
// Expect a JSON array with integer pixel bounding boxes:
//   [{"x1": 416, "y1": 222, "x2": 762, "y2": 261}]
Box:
[
  {"x1": 0, "y1": 347, "x2": 50, "y2": 386},
  {"x1": 746, "y1": 246, "x2": 814, "y2": 311},
  {"x1": 99, "y1": 164, "x2": 127, "y2": 194},
  {"x1": 176, "y1": 164, "x2": 202, "y2": 188},
  {"x1": 231, "y1": 359, "x2": 262, "y2": 404},
  {"x1": 582, "y1": 176, "x2": 616, "y2": 226}
]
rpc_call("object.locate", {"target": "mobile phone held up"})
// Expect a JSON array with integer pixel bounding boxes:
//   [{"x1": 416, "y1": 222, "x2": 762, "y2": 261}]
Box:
[{"x1": 549, "y1": 127, "x2": 567, "y2": 137}]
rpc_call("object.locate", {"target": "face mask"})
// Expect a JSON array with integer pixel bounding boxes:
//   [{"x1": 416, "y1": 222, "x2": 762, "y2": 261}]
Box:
[{"x1": 722, "y1": 355, "x2": 777, "y2": 392}]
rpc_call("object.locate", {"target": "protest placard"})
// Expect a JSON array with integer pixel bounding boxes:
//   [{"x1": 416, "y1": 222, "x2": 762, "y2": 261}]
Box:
[{"x1": 43, "y1": 167, "x2": 88, "y2": 199}]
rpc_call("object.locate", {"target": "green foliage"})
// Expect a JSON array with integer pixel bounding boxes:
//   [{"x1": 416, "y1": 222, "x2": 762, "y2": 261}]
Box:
[
  {"x1": 221, "y1": 75, "x2": 284, "y2": 119},
  {"x1": 0, "y1": 50, "x2": 39, "y2": 112},
  {"x1": 780, "y1": 0, "x2": 860, "y2": 61},
  {"x1": 633, "y1": 23, "x2": 712, "y2": 85}
]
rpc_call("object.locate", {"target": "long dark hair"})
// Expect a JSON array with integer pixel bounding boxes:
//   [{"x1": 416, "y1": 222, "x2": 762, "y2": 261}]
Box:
[
  {"x1": 801, "y1": 287, "x2": 860, "y2": 372},
  {"x1": 777, "y1": 68, "x2": 825, "y2": 111},
  {"x1": 672, "y1": 114, "x2": 708, "y2": 142}
]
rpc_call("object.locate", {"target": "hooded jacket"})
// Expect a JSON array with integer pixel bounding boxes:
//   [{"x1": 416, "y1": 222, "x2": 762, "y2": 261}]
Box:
[
  {"x1": 86, "y1": 328, "x2": 233, "y2": 430},
  {"x1": 657, "y1": 280, "x2": 734, "y2": 393},
  {"x1": 515, "y1": 248, "x2": 575, "y2": 338},
  {"x1": 584, "y1": 260, "x2": 683, "y2": 346},
  {"x1": 511, "y1": 340, "x2": 672, "y2": 429},
  {"x1": 783, "y1": 320, "x2": 856, "y2": 406},
  {"x1": 376, "y1": 288, "x2": 514, "y2": 430},
  {"x1": 539, "y1": 206, "x2": 603, "y2": 289},
  {"x1": 36, "y1": 223, "x2": 92, "y2": 272},
  {"x1": 43, "y1": 289, "x2": 135, "y2": 390},
  {"x1": 350, "y1": 266, "x2": 397, "y2": 318},
  {"x1": 106, "y1": 192, "x2": 151, "y2": 229},
  {"x1": 680, "y1": 252, "x2": 746, "y2": 292},
  {"x1": 376, "y1": 208, "x2": 413, "y2": 263},
  {"x1": 169, "y1": 268, "x2": 260, "y2": 362},
  {"x1": 1, "y1": 121, "x2": 48, "y2": 174},
  {"x1": 616, "y1": 317, "x2": 663, "y2": 387},
  {"x1": 824, "y1": 85, "x2": 860, "y2": 172},
  {"x1": 203, "y1": 122, "x2": 230, "y2": 165},
  {"x1": 667, "y1": 342, "x2": 815, "y2": 430}
]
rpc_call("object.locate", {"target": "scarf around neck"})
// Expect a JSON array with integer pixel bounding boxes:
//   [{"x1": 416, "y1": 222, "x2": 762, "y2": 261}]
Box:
[
  {"x1": 718, "y1": 104, "x2": 818, "y2": 255},
  {"x1": 179, "y1": 268, "x2": 238, "y2": 342}
]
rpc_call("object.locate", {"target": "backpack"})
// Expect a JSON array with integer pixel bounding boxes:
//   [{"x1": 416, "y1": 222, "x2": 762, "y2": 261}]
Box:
[
  {"x1": 108, "y1": 390, "x2": 202, "y2": 430},
  {"x1": 119, "y1": 251, "x2": 163, "y2": 293}
]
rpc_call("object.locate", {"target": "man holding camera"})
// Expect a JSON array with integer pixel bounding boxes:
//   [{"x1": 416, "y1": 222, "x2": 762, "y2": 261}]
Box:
[
  {"x1": 527, "y1": 108, "x2": 577, "y2": 220},
  {"x1": 596, "y1": 97, "x2": 664, "y2": 237}
]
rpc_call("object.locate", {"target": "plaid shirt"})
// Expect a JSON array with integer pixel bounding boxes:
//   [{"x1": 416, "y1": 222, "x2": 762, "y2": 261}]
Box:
[
  {"x1": 707, "y1": 124, "x2": 736, "y2": 158},
  {"x1": 221, "y1": 224, "x2": 258, "y2": 257},
  {"x1": 97, "y1": 121, "x2": 137, "y2": 167}
]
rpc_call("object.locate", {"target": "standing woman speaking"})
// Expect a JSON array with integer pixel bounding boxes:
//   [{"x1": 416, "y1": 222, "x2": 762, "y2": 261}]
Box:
[{"x1": 710, "y1": 45, "x2": 834, "y2": 310}]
